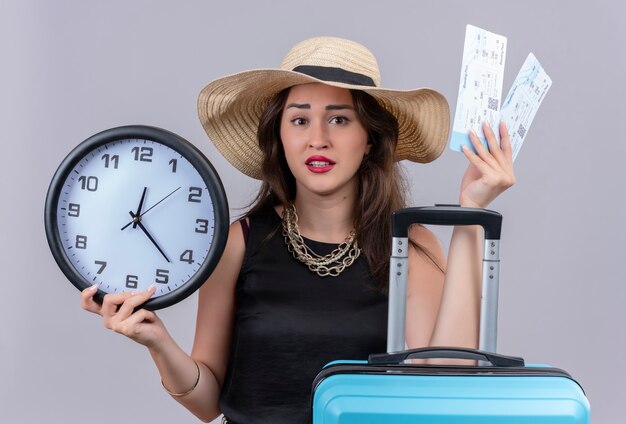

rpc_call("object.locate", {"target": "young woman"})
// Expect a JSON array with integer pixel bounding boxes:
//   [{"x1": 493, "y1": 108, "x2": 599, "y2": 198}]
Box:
[{"x1": 81, "y1": 37, "x2": 515, "y2": 423}]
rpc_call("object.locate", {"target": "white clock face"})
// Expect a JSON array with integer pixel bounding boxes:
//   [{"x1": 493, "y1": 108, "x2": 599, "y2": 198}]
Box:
[{"x1": 56, "y1": 137, "x2": 217, "y2": 299}]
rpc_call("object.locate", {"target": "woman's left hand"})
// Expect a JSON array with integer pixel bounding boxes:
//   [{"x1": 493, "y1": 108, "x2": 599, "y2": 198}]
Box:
[{"x1": 459, "y1": 121, "x2": 516, "y2": 209}]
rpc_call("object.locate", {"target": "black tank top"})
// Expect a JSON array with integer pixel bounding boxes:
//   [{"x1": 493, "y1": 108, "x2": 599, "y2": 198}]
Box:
[{"x1": 220, "y1": 204, "x2": 388, "y2": 423}]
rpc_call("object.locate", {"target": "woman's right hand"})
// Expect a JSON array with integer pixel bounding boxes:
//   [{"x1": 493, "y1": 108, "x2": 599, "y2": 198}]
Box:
[{"x1": 81, "y1": 284, "x2": 169, "y2": 350}]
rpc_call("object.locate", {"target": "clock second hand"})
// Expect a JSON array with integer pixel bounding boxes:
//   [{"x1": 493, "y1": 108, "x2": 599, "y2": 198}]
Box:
[
  {"x1": 129, "y1": 211, "x2": 171, "y2": 263},
  {"x1": 121, "y1": 186, "x2": 181, "y2": 231}
]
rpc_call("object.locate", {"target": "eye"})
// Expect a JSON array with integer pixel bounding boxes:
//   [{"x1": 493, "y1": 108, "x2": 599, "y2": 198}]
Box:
[
  {"x1": 329, "y1": 116, "x2": 349, "y2": 125},
  {"x1": 291, "y1": 117, "x2": 308, "y2": 126}
]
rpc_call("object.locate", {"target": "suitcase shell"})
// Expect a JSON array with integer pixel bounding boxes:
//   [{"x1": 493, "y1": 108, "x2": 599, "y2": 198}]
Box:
[
  {"x1": 311, "y1": 206, "x2": 590, "y2": 423},
  {"x1": 312, "y1": 358, "x2": 589, "y2": 423}
]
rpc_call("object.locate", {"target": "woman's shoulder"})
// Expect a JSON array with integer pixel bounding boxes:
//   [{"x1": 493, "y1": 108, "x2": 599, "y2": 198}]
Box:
[
  {"x1": 408, "y1": 224, "x2": 446, "y2": 267},
  {"x1": 232, "y1": 202, "x2": 283, "y2": 249},
  {"x1": 408, "y1": 224, "x2": 439, "y2": 246},
  {"x1": 225, "y1": 220, "x2": 248, "y2": 257}
]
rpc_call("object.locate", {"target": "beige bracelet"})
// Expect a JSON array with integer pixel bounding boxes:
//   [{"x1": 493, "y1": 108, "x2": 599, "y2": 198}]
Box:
[{"x1": 161, "y1": 360, "x2": 200, "y2": 397}]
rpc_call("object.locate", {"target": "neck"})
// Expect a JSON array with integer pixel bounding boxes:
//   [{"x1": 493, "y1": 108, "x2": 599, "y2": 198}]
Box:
[{"x1": 290, "y1": 192, "x2": 355, "y2": 244}]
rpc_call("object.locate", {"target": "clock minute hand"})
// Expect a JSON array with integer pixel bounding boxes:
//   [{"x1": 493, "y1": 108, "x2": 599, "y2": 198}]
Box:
[
  {"x1": 133, "y1": 187, "x2": 148, "y2": 229},
  {"x1": 129, "y1": 211, "x2": 170, "y2": 263},
  {"x1": 121, "y1": 187, "x2": 148, "y2": 231}
]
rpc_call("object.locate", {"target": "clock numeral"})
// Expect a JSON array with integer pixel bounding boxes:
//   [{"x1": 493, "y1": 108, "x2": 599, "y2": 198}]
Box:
[
  {"x1": 68, "y1": 203, "x2": 80, "y2": 217},
  {"x1": 95, "y1": 260, "x2": 107, "y2": 274},
  {"x1": 195, "y1": 219, "x2": 209, "y2": 234},
  {"x1": 180, "y1": 249, "x2": 194, "y2": 264},
  {"x1": 126, "y1": 275, "x2": 139, "y2": 289},
  {"x1": 78, "y1": 176, "x2": 98, "y2": 191},
  {"x1": 101, "y1": 154, "x2": 119, "y2": 169},
  {"x1": 75, "y1": 235, "x2": 87, "y2": 249},
  {"x1": 155, "y1": 269, "x2": 169, "y2": 284},
  {"x1": 131, "y1": 146, "x2": 153, "y2": 162},
  {"x1": 169, "y1": 159, "x2": 177, "y2": 173},
  {"x1": 188, "y1": 187, "x2": 202, "y2": 203}
]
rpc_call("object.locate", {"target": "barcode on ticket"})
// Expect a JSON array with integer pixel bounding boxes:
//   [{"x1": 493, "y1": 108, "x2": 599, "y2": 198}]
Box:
[{"x1": 488, "y1": 97, "x2": 499, "y2": 111}]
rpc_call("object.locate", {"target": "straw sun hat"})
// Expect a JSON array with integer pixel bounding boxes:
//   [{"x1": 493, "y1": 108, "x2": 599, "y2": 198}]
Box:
[{"x1": 198, "y1": 36, "x2": 450, "y2": 179}]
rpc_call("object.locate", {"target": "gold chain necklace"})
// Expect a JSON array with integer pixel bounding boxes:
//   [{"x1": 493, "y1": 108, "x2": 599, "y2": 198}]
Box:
[{"x1": 281, "y1": 203, "x2": 361, "y2": 277}]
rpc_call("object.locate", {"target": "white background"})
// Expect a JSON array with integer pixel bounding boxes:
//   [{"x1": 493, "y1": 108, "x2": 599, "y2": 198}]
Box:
[{"x1": 1, "y1": 1, "x2": 624, "y2": 423}]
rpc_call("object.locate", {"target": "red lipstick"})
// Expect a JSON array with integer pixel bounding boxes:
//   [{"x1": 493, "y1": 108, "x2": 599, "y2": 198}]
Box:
[{"x1": 305, "y1": 155, "x2": 335, "y2": 173}]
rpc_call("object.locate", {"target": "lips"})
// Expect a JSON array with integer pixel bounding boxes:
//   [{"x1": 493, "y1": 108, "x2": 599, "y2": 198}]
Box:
[{"x1": 305, "y1": 156, "x2": 335, "y2": 173}]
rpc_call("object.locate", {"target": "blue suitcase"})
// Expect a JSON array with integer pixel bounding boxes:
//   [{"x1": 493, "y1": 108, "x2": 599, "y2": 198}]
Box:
[{"x1": 311, "y1": 206, "x2": 590, "y2": 423}]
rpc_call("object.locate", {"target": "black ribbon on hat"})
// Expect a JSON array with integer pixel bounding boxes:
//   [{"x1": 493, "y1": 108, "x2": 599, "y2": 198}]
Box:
[{"x1": 292, "y1": 65, "x2": 376, "y2": 87}]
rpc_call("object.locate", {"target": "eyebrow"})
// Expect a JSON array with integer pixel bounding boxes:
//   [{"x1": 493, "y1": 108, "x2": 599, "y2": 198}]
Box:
[
  {"x1": 285, "y1": 103, "x2": 354, "y2": 111},
  {"x1": 326, "y1": 104, "x2": 354, "y2": 111}
]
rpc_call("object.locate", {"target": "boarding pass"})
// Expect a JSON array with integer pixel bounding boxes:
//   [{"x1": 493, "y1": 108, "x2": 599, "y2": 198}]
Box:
[
  {"x1": 500, "y1": 53, "x2": 552, "y2": 161},
  {"x1": 450, "y1": 25, "x2": 552, "y2": 161},
  {"x1": 450, "y1": 25, "x2": 507, "y2": 153}
]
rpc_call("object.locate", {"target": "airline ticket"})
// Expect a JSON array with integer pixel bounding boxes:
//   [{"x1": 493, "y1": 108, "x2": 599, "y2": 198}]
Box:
[
  {"x1": 450, "y1": 25, "x2": 507, "y2": 153},
  {"x1": 499, "y1": 53, "x2": 552, "y2": 161}
]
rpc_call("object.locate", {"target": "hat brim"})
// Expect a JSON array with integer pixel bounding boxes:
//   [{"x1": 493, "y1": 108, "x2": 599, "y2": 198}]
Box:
[{"x1": 198, "y1": 69, "x2": 450, "y2": 179}]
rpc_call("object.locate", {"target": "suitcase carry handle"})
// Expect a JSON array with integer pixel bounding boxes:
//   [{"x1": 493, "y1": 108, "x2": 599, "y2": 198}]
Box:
[
  {"x1": 369, "y1": 346, "x2": 524, "y2": 367},
  {"x1": 388, "y1": 205, "x2": 503, "y2": 354},
  {"x1": 392, "y1": 205, "x2": 502, "y2": 239}
]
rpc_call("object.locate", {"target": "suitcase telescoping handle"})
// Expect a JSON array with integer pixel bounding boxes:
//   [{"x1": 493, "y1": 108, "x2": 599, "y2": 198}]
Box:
[
  {"x1": 388, "y1": 205, "x2": 503, "y2": 354},
  {"x1": 369, "y1": 346, "x2": 524, "y2": 367}
]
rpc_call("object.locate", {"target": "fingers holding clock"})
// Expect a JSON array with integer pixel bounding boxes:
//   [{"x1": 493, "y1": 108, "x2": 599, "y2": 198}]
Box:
[
  {"x1": 116, "y1": 307, "x2": 164, "y2": 348},
  {"x1": 101, "y1": 285, "x2": 156, "y2": 324},
  {"x1": 100, "y1": 285, "x2": 162, "y2": 345},
  {"x1": 81, "y1": 284, "x2": 103, "y2": 314},
  {"x1": 117, "y1": 284, "x2": 158, "y2": 318},
  {"x1": 100, "y1": 291, "x2": 133, "y2": 325},
  {"x1": 82, "y1": 284, "x2": 154, "y2": 318}
]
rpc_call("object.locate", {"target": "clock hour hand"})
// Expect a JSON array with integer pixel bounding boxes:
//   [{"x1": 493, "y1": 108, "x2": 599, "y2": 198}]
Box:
[{"x1": 129, "y1": 211, "x2": 170, "y2": 263}]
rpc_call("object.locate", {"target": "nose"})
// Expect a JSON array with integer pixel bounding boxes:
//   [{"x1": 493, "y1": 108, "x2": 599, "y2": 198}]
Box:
[{"x1": 308, "y1": 120, "x2": 329, "y2": 150}]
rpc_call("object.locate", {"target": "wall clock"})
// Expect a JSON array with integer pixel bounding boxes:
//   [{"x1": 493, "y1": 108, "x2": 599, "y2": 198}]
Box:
[{"x1": 44, "y1": 125, "x2": 229, "y2": 310}]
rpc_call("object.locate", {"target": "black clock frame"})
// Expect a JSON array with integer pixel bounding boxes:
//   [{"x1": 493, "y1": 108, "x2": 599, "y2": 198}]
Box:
[{"x1": 44, "y1": 125, "x2": 230, "y2": 310}]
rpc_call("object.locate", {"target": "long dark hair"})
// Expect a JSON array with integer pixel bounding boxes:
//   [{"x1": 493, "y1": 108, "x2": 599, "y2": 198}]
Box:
[{"x1": 247, "y1": 86, "x2": 442, "y2": 289}]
